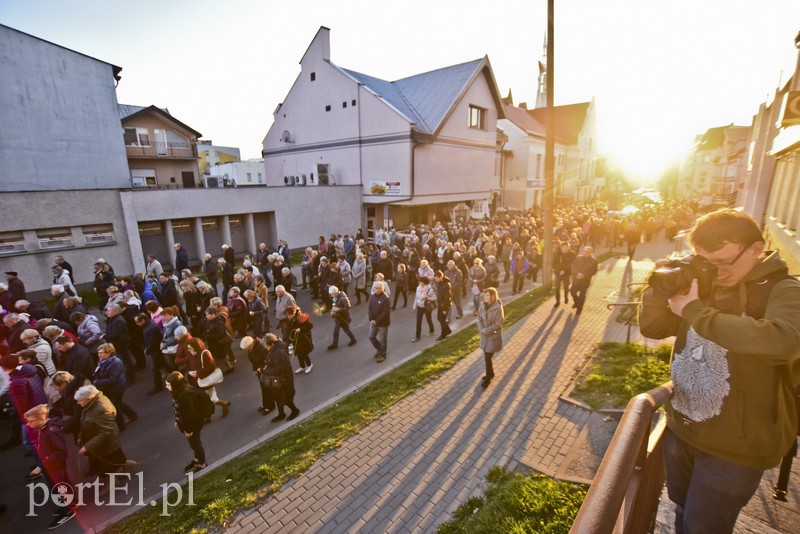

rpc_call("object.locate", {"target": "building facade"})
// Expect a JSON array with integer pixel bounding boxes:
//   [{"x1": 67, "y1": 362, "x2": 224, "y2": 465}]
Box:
[
  {"x1": 262, "y1": 27, "x2": 506, "y2": 236},
  {"x1": 498, "y1": 96, "x2": 599, "y2": 209},
  {"x1": 0, "y1": 24, "x2": 361, "y2": 295},
  {"x1": 197, "y1": 140, "x2": 241, "y2": 177},
  {"x1": 677, "y1": 124, "x2": 750, "y2": 207}
]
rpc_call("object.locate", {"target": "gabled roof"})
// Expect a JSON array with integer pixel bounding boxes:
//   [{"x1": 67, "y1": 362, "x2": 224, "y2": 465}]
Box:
[
  {"x1": 528, "y1": 102, "x2": 590, "y2": 145},
  {"x1": 503, "y1": 103, "x2": 546, "y2": 137},
  {"x1": 337, "y1": 57, "x2": 505, "y2": 136},
  {"x1": 118, "y1": 104, "x2": 202, "y2": 138}
]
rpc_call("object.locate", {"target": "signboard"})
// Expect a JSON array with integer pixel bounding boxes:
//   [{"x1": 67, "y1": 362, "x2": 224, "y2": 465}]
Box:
[{"x1": 369, "y1": 181, "x2": 401, "y2": 195}]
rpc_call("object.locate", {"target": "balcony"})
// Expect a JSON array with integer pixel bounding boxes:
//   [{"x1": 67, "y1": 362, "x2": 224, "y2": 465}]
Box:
[{"x1": 125, "y1": 142, "x2": 197, "y2": 159}]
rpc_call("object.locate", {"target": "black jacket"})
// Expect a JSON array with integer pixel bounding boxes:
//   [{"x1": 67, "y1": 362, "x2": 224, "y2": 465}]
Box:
[
  {"x1": 368, "y1": 292, "x2": 391, "y2": 327},
  {"x1": 105, "y1": 314, "x2": 130, "y2": 351}
]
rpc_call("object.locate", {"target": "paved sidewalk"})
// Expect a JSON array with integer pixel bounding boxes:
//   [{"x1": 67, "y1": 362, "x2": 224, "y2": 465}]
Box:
[{"x1": 223, "y1": 241, "x2": 671, "y2": 533}]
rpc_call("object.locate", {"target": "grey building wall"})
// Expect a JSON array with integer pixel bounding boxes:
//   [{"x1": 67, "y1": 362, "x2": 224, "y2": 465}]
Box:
[
  {"x1": 128, "y1": 185, "x2": 362, "y2": 255},
  {"x1": 0, "y1": 190, "x2": 139, "y2": 291},
  {"x1": 0, "y1": 25, "x2": 130, "y2": 191}
]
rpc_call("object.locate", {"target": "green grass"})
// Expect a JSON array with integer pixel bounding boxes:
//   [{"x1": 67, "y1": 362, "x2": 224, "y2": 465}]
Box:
[
  {"x1": 572, "y1": 342, "x2": 671, "y2": 410},
  {"x1": 437, "y1": 466, "x2": 587, "y2": 534},
  {"x1": 106, "y1": 286, "x2": 552, "y2": 533},
  {"x1": 289, "y1": 249, "x2": 305, "y2": 267}
]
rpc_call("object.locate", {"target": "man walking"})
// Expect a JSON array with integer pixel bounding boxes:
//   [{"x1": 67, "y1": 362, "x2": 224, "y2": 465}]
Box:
[
  {"x1": 569, "y1": 246, "x2": 598, "y2": 314},
  {"x1": 553, "y1": 241, "x2": 575, "y2": 307},
  {"x1": 327, "y1": 286, "x2": 357, "y2": 350},
  {"x1": 367, "y1": 281, "x2": 390, "y2": 363}
]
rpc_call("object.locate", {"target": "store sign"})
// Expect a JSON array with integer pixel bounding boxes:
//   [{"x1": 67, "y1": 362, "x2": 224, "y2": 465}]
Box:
[{"x1": 369, "y1": 181, "x2": 401, "y2": 195}]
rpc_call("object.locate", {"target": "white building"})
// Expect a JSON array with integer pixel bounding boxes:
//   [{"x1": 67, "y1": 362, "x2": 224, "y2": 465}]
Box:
[
  {"x1": 262, "y1": 26, "x2": 506, "y2": 235},
  {"x1": 207, "y1": 160, "x2": 266, "y2": 187},
  {"x1": 677, "y1": 124, "x2": 750, "y2": 207},
  {"x1": 499, "y1": 95, "x2": 599, "y2": 208}
]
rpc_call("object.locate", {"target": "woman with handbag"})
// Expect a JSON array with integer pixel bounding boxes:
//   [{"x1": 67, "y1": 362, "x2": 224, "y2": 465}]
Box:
[
  {"x1": 286, "y1": 305, "x2": 314, "y2": 374},
  {"x1": 185, "y1": 338, "x2": 230, "y2": 418},
  {"x1": 259, "y1": 333, "x2": 299, "y2": 423},
  {"x1": 412, "y1": 276, "x2": 436, "y2": 342},
  {"x1": 477, "y1": 287, "x2": 504, "y2": 388}
]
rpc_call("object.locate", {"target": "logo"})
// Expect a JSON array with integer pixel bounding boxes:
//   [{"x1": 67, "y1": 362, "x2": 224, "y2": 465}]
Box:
[{"x1": 28, "y1": 472, "x2": 195, "y2": 517}]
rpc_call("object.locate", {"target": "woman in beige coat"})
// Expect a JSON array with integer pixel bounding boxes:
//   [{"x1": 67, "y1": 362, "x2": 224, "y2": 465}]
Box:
[{"x1": 476, "y1": 287, "x2": 504, "y2": 388}]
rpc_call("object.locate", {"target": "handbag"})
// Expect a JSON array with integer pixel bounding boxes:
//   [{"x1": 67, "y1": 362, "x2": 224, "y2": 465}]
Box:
[
  {"x1": 196, "y1": 350, "x2": 223, "y2": 388},
  {"x1": 260, "y1": 373, "x2": 285, "y2": 390},
  {"x1": 425, "y1": 300, "x2": 437, "y2": 312}
]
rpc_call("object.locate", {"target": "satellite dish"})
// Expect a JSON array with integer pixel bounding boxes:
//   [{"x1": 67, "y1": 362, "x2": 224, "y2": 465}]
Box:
[{"x1": 281, "y1": 130, "x2": 293, "y2": 143}]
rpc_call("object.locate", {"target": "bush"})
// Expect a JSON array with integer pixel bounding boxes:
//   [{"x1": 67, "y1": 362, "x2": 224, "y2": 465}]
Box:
[
  {"x1": 573, "y1": 342, "x2": 671, "y2": 410},
  {"x1": 438, "y1": 466, "x2": 586, "y2": 534}
]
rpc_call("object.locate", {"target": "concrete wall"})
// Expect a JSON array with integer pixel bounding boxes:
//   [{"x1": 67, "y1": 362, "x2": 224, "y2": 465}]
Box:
[
  {"x1": 0, "y1": 190, "x2": 139, "y2": 292},
  {"x1": 0, "y1": 25, "x2": 130, "y2": 191},
  {"x1": 128, "y1": 185, "x2": 362, "y2": 252}
]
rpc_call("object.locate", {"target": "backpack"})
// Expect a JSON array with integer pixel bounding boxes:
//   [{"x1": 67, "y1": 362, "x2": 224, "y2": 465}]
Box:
[
  {"x1": 741, "y1": 267, "x2": 799, "y2": 435},
  {"x1": 189, "y1": 387, "x2": 215, "y2": 421}
]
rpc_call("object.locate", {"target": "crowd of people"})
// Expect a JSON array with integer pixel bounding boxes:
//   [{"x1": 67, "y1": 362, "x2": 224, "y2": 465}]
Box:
[{"x1": 0, "y1": 197, "x2": 700, "y2": 528}]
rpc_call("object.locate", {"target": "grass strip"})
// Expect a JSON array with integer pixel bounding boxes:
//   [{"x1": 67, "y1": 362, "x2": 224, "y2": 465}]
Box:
[
  {"x1": 107, "y1": 286, "x2": 551, "y2": 533},
  {"x1": 437, "y1": 466, "x2": 587, "y2": 534},
  {"x1": 572, "y1": 342, "x2": 671, "y2": 410}
]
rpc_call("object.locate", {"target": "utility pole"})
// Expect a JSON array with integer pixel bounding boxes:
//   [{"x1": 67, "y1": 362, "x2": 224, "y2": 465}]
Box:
[{"x1": 542, "y1": 0, "x2": 555, "y2": 290}]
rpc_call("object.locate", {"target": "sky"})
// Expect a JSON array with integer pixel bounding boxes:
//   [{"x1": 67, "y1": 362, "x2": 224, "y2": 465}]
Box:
[{"x1": 2, "y1": 0, "x2": 799, "y2": 184}]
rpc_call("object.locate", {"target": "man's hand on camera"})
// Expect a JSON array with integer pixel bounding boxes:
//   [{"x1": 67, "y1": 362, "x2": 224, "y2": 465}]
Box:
[{"x1": 668, "y1": 279, "x2": 699, "y2": 316}]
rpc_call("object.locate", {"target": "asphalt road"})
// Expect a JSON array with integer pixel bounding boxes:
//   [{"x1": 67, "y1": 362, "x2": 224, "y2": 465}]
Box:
[{"x1": 0, "y1": 271, "x2": 528, "y2": 533}]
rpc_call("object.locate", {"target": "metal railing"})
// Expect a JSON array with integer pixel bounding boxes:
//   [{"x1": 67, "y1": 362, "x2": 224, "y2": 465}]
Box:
[
  {"x1": 571, "y1": 382, "x2": 674, "y2": 534},
  {"x1": 125, "y1": 142, "x2": 197, "y2": 159}
]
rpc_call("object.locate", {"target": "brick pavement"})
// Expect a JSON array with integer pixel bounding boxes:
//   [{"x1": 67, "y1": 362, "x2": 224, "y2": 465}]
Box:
[{"x1": 223, "y1": 240, "x2": 672, "y2": 533}]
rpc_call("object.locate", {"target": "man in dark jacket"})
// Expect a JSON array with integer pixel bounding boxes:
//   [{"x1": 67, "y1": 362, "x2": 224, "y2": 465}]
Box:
[
  {"x1": 3, "y1": 313, "x2": 31, "y2": 353},
  {"x1": 570, "y1": 246, "x2": 599, "y2": 314},
  {"x1": 222, "y1": 244, "x2": 235, "y2": 265},
  {"x1": 203, "y1": 307, "x2": 232, "y2": 373},
  {"x1": 372, "y1": 250, "x2": 394, "y2": 282},
  {"x1": 53, "y1": 336, "x2": 95, "y2": 386},
  {"x1": 174, "y1": 243, "x2": 189, "y2": 273},
  {"x1": 367, "y1": 282, "x2": 391, "y2": 362},
  {"x1": 433, "y1": 271, "x2": 453, "y2": 341},
  {"x1": 157, "y1": 273, "x2": 179, "y2": 308},
  {"x1": 327, "y1": 286, "x2": 356, "y2": 350},
  {"x1": 553, "y1": 241, "x2": 576, "y2": 307},
  {"x1": 5, "y1": 272, "x2": 26, "y2": 301},
  {"x1": 217, "y1": 258, "x2": 234, "y2": 305},
  {"x1": 202, "y1": 254, "x2": 218, "y2": 294},
  {"x1": 104, "y1": 304, "x2": 135, "y2": 381},
  {"x1": 135, "y1": 313, "x2": 165, "y2": 394}
]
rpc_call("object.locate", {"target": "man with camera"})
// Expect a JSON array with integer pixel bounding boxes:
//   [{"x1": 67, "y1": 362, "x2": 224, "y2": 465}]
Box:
[{"x1": 639, "y1": 209, "x2": 800, "y2": 534}]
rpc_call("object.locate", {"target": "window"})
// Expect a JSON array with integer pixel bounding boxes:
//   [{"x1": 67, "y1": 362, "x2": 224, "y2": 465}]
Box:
[
  {"x1": 138, "y1": 222, "x2": 164, "y2": 236},
  {"x1": 310, "y1": 72, "x2": 316, "y2": 81},
  {"x1": 247, "y1": 173, "x2": 253, "y2": 183},
  {"x1": 342, "y1": 101, "x2": 347, "y2": 108},
  {"x1": 37, "y1": 228, "x2": 73, "y2": 250},
  {"x1": 352, "y1": 100, "x2": 357, "y2": 106},
  {"x1": 257, "y1": 173, "x2": 263, "y2": 183},
  {"x1": 0, "y1": 232, "x2": 26, "y2": 255},
  {"x1": 131, "y1": 169, "x2": 156, "y2": 187},
  {"x1": 468, "y1": 106, "x2": 485, "y2": 129},
  {"x1": 123, "y1": 127, "x2": 150, "y2": 146},
  {"x1": 228, "y1": 216, "x2": 242, "y2": 228},
  {"x1": 201, "y1": 218, "x2": 218, "y2": 230},
  {"x1": 82, "y1": 224, "x2": 115, "y2": 245},
  {"x1": 325, "y1": 105, "x2": 331, "y2": 112}
]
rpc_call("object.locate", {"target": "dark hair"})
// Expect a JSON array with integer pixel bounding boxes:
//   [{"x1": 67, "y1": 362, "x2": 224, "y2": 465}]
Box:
[
  {"x1": 54, "y1": 335, "x2": 73, "y2": 345},
  {"x1": 434, "y1": 270, "x2": 444, "y2": 279},
  {"x1": 144, "y1": 301, "x2": 160, "y2": 313},
  {"x1": 418, "y1": 276, "x2": 430, "y2": 285},
  {"x1": 205, "y1": 306, "x2": 218, "y2": 316},
  {"x1": 135, "y1": 312, "x2": 150, "y2": 323},
  {"x1": 165, "y1": 371, "x2": 188, "y2": 399},
  {"x1": 69, "y1": 311, "x2": 85, "y2": 325},
  {"x1": 689, "y1": 209, "x2": 764, "y2": 252}
]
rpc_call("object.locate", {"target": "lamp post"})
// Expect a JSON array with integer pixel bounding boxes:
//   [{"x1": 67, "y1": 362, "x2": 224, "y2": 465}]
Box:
[{"x1": 542, "y1": 0, "x2": 555, "y2": 291}]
